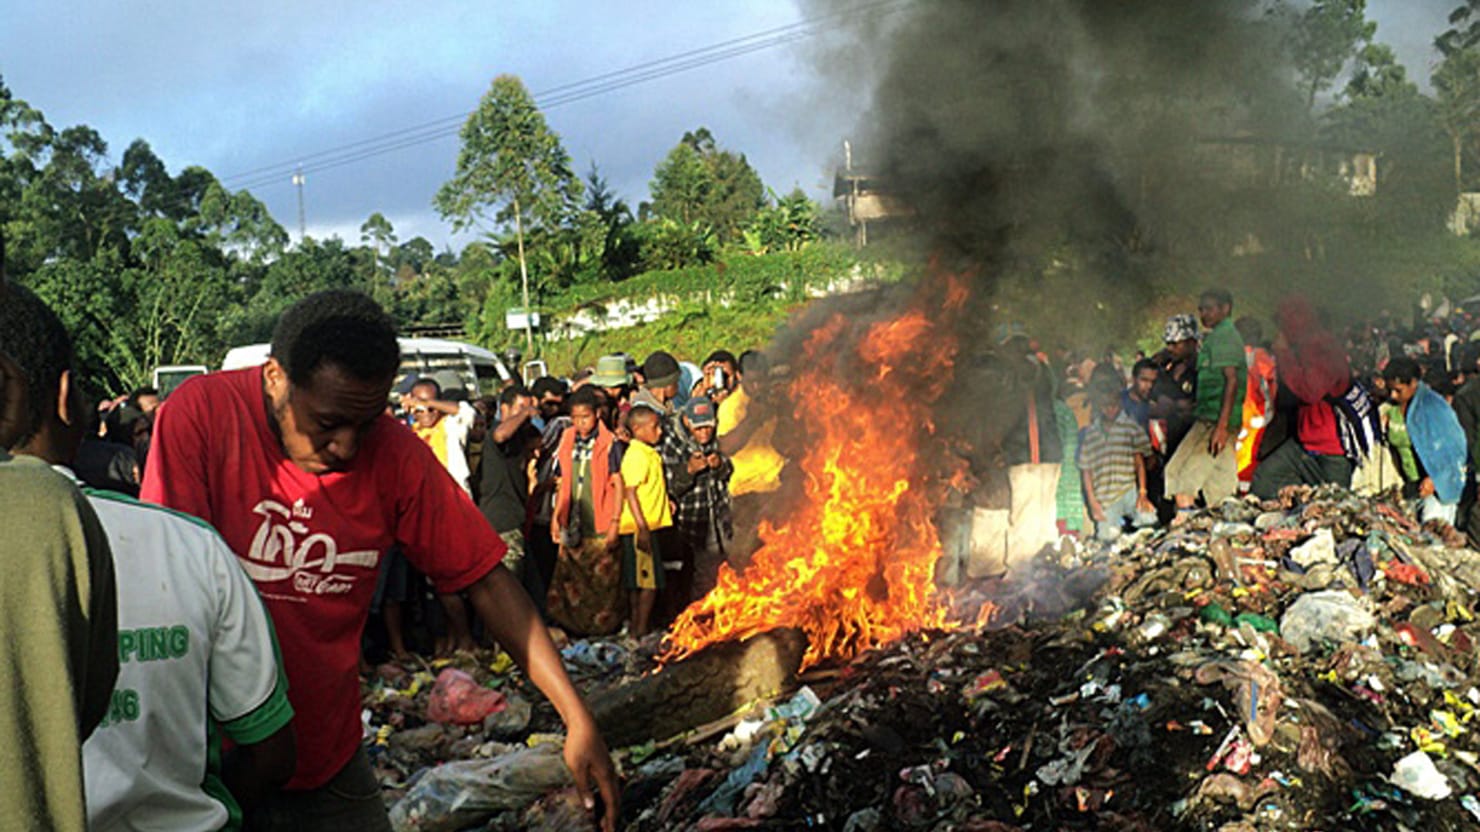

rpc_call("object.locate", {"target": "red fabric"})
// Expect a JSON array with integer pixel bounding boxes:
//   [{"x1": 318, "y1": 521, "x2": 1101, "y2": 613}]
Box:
[
  {"x1": 553, "y1": 421, "x2": 618, "y2": 537},
  {"x1": 1274, "y1": 297, "x2": 1350, "y2": 457},
  {"x1": 141, "y1": 367, "x2": 503, "y2": 789}
]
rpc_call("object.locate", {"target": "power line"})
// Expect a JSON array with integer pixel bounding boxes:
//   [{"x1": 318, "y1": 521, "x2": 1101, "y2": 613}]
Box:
[
  {"x1": 227, "y1": 26, "x2": 822, "y2": 192},
  {"x1": 222, "y1": 0, "x2": 910, "y2": 193}
]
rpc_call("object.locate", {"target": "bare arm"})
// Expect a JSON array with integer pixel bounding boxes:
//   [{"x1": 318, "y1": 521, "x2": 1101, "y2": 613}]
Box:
[
  {"x1": 1210, "y1": 366, "x2": 1240, "y2": 455},
  {"x1": 467, "y1": 566, "x2": 619, "y2": 831},
  {"x1": 718, "y1": 411, "x2": 763, "y2": 456},
  {"x1": 492, "y1": 404, "x2": 536, "y2": 444},
  {"x1": 399, "y1": 396, "x2": 463, "y2": 417},
  {"x1": 222, "y1": 726, "x2": 296, "y2": 814},
  {"x1": 1081, "y1": 466, "x2": 1104, "y2": 521},
  {"x1": 625, "y1": 485, "x2": 651, "y2": 547}
]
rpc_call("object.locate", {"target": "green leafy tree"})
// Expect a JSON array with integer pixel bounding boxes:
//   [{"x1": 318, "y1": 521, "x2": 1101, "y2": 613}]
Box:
[
  {"x1": 744, "y1": 188, "x2": 821, "y2": 254},
  {"x1": 1434, "y1": 46, "x2": 1480, "y2": 194},
  {"x1": 198, "y1": 183, "x2": 288, "y2": 264},
  {"x1": 649, "y1": 127, "x2": 765, "y2": 245},
  {"x1": 435, "y1": 74, "x2": 580, "y2": 349},
  {"x1": 359, "y1": 211, "x2": 397, "y2": 293},
  {"x1": 397, "y1": 236, "x2": 436, "y2": 274},
  {"x1": 235, "y1": 238, "x2": 362, "y2": 343},
  {"x1": 1440, "y1": 1, "x2": 1480, "y2": 54},
  {"x1": 585, "y1": 164, "x2": 640, "y2": 281},
  {"x1": 1324, "y1": 44, "x2": 1451, "y2": 233},
  {"x1": 1290, "y1": 0, "x2": 1376, "y2": 109},
  {"x1": 636, "y1": 217, "x2": 716, "y2": 271}
]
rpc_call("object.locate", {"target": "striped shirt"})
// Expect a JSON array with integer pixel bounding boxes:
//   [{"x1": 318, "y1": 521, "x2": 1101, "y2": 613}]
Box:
[{"x1": 1077, "y1": 412, "x2": 1153, "y2": 502}]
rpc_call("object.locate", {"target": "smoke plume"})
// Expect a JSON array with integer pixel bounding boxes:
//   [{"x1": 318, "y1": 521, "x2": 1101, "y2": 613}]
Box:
[{"x1": 809, "y1": 0, "x2": 1310, "y2": 344}]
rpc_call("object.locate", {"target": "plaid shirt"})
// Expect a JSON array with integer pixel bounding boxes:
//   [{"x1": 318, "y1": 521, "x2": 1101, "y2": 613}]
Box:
[{"x1": 658, "y1": 422, "x2": 734, "y2": 549}]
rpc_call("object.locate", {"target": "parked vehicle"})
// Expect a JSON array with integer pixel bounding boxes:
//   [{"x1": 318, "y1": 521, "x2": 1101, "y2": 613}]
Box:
[
  {"x1": 151, "y1": 364, "x2": 208, "y2": 399},
  {"x1": 220, "y1": 338, "x2": 516, "y2": 400}
]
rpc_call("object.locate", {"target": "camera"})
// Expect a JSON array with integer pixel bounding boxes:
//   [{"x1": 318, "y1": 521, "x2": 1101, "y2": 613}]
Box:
[{"x1": 711, "y1": 367, "x2": 726, "y2": 390}]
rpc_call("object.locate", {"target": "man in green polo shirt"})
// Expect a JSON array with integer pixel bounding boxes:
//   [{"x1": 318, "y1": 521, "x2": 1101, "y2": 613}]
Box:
[{"x1": 1164, "y1": 288, "x2": 1245, "y2": 516}]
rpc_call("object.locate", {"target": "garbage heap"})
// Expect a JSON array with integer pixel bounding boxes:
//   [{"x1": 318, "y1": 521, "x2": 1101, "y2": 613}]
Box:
[{"x1": 365, "y1": 485, "x2": 1480, "y2": 831}]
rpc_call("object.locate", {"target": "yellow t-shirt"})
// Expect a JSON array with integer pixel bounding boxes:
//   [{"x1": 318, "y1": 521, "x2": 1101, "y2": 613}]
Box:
[
  {"x1": 412, "y1": 419, "x2": 450, "y2": 468},
  {"x1": 618, "y1": 440, "x2": 673, "y2": 535},
  {"x1": 716, "y1": 386, "x2": 784, "y2": 496}
]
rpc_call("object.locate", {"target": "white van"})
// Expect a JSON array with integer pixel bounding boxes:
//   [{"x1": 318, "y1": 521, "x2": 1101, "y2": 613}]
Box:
[
  {"x1": 151, "y1": 364, "x2": 209, "y2": 399},
  {"x1": 220, "y1": 337, "x2": 516, "y2": 400}
]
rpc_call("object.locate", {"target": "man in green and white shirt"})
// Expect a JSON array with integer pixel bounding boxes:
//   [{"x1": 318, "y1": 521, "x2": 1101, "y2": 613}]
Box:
[
  {"x1": 72, "y1": 476, "x2": 296, "y2": 830},
  {"x1": 2, "y1": 283, "x2": 295, "y2": 831}
]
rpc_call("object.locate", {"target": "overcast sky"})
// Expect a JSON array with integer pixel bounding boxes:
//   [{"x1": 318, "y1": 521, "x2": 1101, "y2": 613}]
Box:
[{"x1": 0, "y1": 0, "x2": 1461, "y2": 251}]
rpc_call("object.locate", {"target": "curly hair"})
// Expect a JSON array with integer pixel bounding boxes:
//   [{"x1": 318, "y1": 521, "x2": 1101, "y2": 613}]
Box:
[
  {"x1": 0, "y1": 283, "x2": 74, "y2": 448},
  {"x1": 270, "y1": 289, "x2": 399, "y2": 386}
]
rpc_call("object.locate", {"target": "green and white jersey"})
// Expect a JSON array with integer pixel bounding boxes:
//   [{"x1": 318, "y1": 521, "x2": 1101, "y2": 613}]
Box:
[{"x1": 69, "y1": 469, "x2": 292, "y2": 832}]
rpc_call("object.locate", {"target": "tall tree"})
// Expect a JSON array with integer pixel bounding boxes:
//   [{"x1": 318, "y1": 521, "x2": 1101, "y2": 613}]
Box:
[
  {"x1": 649, "y1": 127, "x2": 766, "y2": 245},
  {"x1": 359, "y1": 211, "x2": 397, "y2": 290},
  {"x1": 1324, "y1": 43, "x2": 1451, "y2": 233},
  {"x1": 1290, "y1": 0, "x2": 1376, "y2": 109},
  {"x1": 1440, "y1": 1, "x2": 1480, "y2": 54},
  {"x1": 434, "y1": 75, "x2": 580, "y2": 349},
  {"x1": 1434, "y1": 46, "x2": 1480, "y2": 195},
  {"x1": 585, "y1": 163, "x2": 639, "y2": 281}
]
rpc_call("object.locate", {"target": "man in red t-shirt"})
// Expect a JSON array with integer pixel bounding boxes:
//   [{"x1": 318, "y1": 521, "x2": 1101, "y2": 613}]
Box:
[{"x1": 142, "y1": 290, "x2": 618, "y2": 831}]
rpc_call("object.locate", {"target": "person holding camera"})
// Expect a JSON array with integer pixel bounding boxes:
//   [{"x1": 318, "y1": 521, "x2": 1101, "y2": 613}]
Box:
[
  {"x1": 692, "y1": 349, "x2": 739, "y2": 405},
  {"x1": 661, "y1": 397, "x2": 733, "y2": 605}
]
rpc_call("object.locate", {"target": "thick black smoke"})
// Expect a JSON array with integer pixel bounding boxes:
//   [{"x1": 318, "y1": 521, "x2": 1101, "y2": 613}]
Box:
[{"x1": 809, "y1": 0, "x2": 1308, "y2": 344}]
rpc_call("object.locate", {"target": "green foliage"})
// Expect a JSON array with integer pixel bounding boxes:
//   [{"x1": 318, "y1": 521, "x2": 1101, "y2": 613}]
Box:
[
  {"x1": 536, "y1": 302, "x2": 801, "y2": 377},
  {"x1": 1289, "y1": 0, "x2": 1376, "y2": 108},
  {"x1": 434, "y1": 75, "x2": 580, "y2": 235},
  {"x1": 634, "y1": 217, "x2": 717, "y2": 271},
  {"x1": 585, "y1": 164, "x2": 641, "y2": 281},
  {"x1": 465, "y1": 243, "x2": 903, "y2": 362},
  {"x1": 1324, "y1": 44, "x2": 1452, "y2": 233},
  {"x1": 1433, "y1": 45, "x2": 1480, "y2": 194},
  {"x1": 434, "y1": 74, "x2": 584, "y2": 347},
  {"x1": 649, "y1": 127, "x2": 766, "y2": 246},
  {"x1": 743, "y1": 189, "x2": 821, "y2": 255}
]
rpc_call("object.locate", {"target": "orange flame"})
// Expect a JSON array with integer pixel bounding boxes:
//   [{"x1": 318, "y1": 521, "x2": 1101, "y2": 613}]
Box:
[{"x1": 664, "y1": 279, "x2": 967, "y2": 669}]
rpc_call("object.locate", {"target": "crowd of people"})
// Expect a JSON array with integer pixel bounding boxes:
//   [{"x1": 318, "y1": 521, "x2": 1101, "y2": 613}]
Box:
[
  {"x1": 941, "y1": 287, "x2": 1480, "y2": 584},
  {"x1": 13, "y1": 270, "x2": 1480, "y2": 832},
  {"x1": 0, "y1": 284, "x2": 622, "y2": 831},
  {"x1": 374, "y1": 341, "x2": 785, "y2": 660}
]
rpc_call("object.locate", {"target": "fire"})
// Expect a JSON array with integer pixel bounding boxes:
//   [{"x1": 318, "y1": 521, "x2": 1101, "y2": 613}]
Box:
[{"x1": 664, "y1": 278, "x2": 966, "y2": 669}]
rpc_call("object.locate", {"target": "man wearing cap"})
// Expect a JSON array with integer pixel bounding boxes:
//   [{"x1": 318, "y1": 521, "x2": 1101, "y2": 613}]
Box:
[
  {"x1": 633, "y1": 351, "x2": 690, "y2": 622},
  {"x1": 633, "y1": 351, "x2": 682, "y2": 418},
  {"x1": 659, "y1": 396, "x2": 733, "y2": 609},
  {"x1": 1164, "y1": 289, "x2": 1246, "y2": 517},
  {"x1": 1149, "y1": 314, "x2": 1199, "y2": 461},
  {"x1": 590, "y1": 355, "x2": 633, "y2": 431}
]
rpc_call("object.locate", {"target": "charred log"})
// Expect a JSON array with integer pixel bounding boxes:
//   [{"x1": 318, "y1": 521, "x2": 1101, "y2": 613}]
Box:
[{"x1": 591, "y1": 628, "x2": 807, "y2": 748}]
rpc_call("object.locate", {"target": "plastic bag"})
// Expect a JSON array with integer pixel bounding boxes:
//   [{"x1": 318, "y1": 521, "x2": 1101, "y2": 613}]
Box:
[
  {"x1": 389, "y1": 745, "x2": 574, "y2": 832},
  {"x1": 426, "y1": 668, "x2": 506, "y2": 725},
  {"x1": 1279, "y1": 590, "x2": 1376, "y2": 654},
  {"x1": 1389, "y1": 750, "x2": 1452, "y2": 800}
]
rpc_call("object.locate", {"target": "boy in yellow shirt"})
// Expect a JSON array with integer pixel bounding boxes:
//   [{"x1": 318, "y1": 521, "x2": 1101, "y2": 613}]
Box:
[{"x1": 619, "y1": 406, "x2": 673, "y2": 635}]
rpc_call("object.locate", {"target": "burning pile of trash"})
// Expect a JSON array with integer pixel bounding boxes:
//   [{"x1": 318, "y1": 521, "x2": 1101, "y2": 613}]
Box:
[{"x1": 363, "y1": 484, "x2": 1480, "y2": 831}]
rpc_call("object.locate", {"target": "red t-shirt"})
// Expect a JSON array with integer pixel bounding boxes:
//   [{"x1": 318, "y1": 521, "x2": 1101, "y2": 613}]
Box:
[{"x1": 141, "y1": 367, "x2": 504, "y2": 789}]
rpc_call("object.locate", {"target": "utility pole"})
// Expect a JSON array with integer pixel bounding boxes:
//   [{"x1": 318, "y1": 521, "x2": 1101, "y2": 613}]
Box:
[{"x1": 292, "y1": 166, "x2": 307, "y2": 243}]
